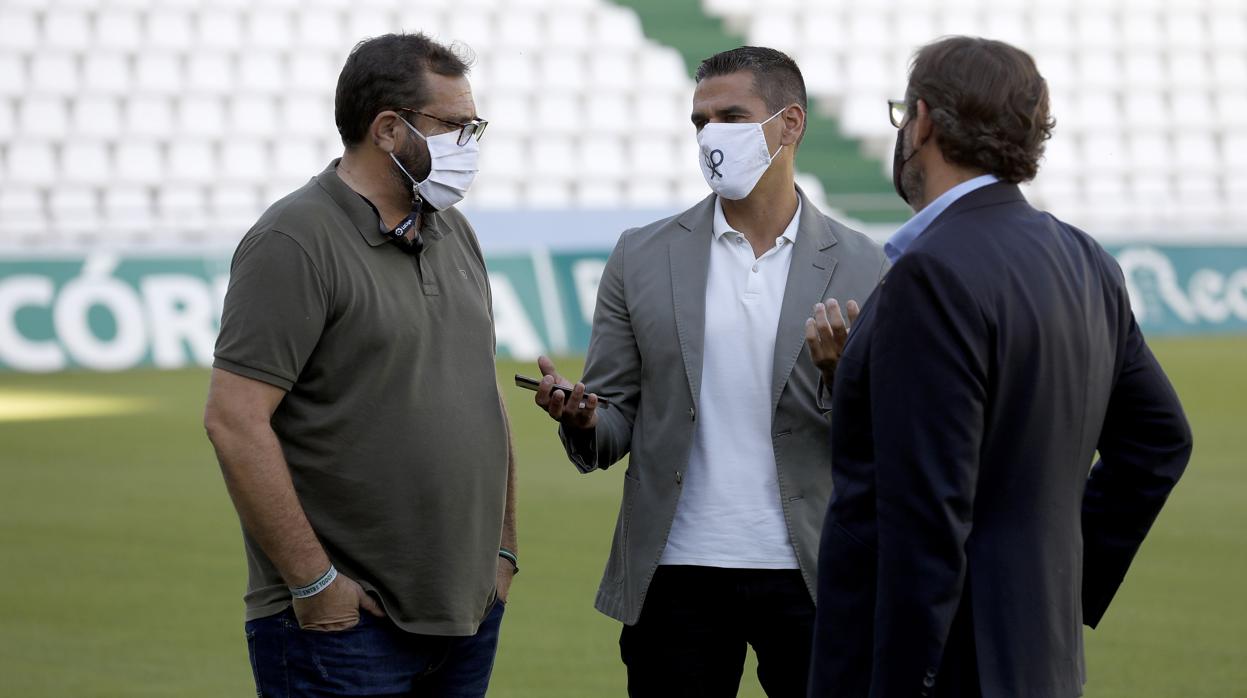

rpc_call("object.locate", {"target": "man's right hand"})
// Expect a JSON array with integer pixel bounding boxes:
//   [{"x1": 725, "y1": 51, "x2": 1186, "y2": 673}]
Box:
[
  {"x1": 534, "y1": 355, "x2": 599, "y2": 430},
  {"x1": 291, "y1": 572, "x2": 385, "y2": 632}
]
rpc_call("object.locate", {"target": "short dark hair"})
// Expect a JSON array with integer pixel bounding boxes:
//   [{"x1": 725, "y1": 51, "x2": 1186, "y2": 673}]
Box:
[
  {"x1": 906, "y1": 36, "x2": 1055, "y2": 183},
  {"x1": 695, "y1": 46, "x2": 808, "y2": 115},
  {"x1": 335, "y1": 33, "x2": 472, "y2": 147}
]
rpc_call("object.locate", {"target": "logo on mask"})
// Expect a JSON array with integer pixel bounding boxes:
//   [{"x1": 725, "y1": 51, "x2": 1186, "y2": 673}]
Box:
[{"x1": 703, "y1": 147, "x2": 725, "y2": 179}]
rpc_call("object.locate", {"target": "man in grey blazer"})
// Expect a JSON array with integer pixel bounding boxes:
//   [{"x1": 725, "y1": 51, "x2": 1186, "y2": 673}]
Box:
[{"x1": 532, "y1": 47, "x2": 887, "y2": 697}]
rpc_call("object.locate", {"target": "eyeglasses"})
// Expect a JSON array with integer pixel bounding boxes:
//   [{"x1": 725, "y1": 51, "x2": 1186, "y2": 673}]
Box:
[
  {"x1": 888, "y1": 99, "x2": 908, "y2": 129},
  {"x1": 397, "y1": 107, "x2": 489, "y2": 146}
]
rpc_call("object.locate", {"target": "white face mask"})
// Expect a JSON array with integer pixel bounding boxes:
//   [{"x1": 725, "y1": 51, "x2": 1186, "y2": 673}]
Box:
[
  {"x1": 696, "y1": 109, "x2": 785, "y2": 200},
  {"x1": 391, "y1": 119, "x2": 480, "y2": 211}
]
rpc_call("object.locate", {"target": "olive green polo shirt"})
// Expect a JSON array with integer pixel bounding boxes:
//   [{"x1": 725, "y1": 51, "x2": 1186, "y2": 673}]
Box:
[{"x1": 214, "y1": 160, "x2": 508, "y2": 636}]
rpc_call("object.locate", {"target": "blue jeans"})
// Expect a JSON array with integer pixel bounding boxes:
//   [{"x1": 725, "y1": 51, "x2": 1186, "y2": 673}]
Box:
[{"x1": 244, "y1": 600, "x2": 505, "y2": 697}]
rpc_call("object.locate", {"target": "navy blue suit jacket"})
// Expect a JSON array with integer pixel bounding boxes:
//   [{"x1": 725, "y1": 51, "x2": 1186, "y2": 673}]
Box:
[{"x1": 808, "y1": 183, "x2": 1192, "y2": 698}]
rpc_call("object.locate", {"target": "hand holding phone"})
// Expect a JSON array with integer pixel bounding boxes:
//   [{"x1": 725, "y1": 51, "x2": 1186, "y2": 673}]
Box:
[
  {"x1": 521, "y1": 356, "x2": 606, "y2": 430},
  {"x1": 514, "y1": 375, "x2": 611, "y2": 409}
]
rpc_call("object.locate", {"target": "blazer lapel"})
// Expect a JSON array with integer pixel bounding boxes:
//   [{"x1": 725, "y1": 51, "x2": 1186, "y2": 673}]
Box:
[
  {"x1": 670, "y1": 195, "x2": 715, "y2": 406},
  {"x1": 771, "y1": 191, "x2": 838, "y2": 414}
]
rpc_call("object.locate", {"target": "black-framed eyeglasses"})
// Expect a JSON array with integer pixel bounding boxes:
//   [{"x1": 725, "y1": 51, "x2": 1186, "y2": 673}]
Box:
[
  {"x1": 397, "y1": 107, "x2": 488, "y2": 146},
  {"x1": 888, "y1": 99, "x2": 909, "y2": 129}
]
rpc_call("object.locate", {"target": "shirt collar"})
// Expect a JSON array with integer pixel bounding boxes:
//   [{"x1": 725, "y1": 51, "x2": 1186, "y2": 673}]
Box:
[
  {"x1": 315, "y1": 158, "x2": 445, "y2": 246},
  {"x1": 712, "y1": 195, "x2": 802, "y2": 246},
  {"x1": 885, "y1": 173, "x2": 998, "y2": 263}
]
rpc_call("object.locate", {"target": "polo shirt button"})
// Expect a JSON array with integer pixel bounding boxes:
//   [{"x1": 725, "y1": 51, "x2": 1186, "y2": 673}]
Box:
[
  {"x1": 923, "y1": 675, "x2": 936, "y2": 688},
  {"x1": 752, "y1": 265, "x2": 759, "y2": 273},
  {"x1": 688, "y1": 407, "x2": 696, "y2": 421},
  {"x1": 675, "y1": 471, "x2": 683, "y2": 484}
]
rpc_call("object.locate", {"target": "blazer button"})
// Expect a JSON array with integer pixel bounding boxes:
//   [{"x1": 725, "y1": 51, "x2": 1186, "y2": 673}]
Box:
[
  {"x1": 688, "y1": 407, "x2": 696, "y2": 421},
  {"x1": 675, "y1": 471, "x2": 683, "y2": 485}
]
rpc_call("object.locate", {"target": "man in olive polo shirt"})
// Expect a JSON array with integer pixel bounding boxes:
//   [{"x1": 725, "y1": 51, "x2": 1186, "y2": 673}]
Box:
[{"x1": 203, "y1": 33, "x2": 517, "y2": 696}]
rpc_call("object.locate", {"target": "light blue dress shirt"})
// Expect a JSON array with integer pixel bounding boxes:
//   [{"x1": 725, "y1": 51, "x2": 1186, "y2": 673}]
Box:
[{"x1": 884, "y1": 174, "x2": 999, "y2": 263}]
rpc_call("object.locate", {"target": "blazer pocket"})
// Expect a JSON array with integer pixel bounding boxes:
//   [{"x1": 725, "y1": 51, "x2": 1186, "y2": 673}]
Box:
[{"x1": 604, "y1": 471, "x2": 641, "y2": 584}]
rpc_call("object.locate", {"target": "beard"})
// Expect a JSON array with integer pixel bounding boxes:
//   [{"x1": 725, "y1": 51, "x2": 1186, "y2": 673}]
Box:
[
  {"x1": 901, "y1": 159, "x2": 925, "y2": 209},
  {"x1": 389, "y1": 135, "x2": 432, "y2": 208}
]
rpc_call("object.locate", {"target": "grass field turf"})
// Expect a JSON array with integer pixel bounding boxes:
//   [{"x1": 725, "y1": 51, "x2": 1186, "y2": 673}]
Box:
[{"x1": 0, "y1": 337, "x2": 1243, "y2": 696}]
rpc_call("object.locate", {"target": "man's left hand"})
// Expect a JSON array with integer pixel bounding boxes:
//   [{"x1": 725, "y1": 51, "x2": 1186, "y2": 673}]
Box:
[
  {"x1": 496, "y1": 560, "x2": 515, "y2": 604},
  {"x1": 806, "y1": 298, "x2": 861, "y2": 385}
]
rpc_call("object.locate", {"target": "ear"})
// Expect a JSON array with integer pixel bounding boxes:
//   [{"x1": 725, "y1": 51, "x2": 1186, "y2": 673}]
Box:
[
  {"x1": 913, "y1": 98, "x2": 934, "y2": 149},
  {"x1": 779, "y1": 103, "x2": 806, "y2": 147},
  {"x1": 371, "y1": 110, "x2": 405, "y2": 154}
]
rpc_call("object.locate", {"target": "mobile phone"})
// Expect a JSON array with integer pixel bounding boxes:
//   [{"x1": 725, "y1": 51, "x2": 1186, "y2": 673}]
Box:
[{"x1": 514, "y1": 374, "x2": 611, "y2": 409}]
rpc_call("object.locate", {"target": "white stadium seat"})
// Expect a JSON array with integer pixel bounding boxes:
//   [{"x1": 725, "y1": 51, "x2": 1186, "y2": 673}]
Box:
[
  {"x1": 95, "y1": 10, "x2": 144, "y2": 50},
  {"x1": 6, "y1": 143, "x2": 59, "y2": 185},
  {"x1": 197, "y1": 11, "x2": 245, "y2": 50},
  {"x1": 0, "y1": 9, "x2": 40, "y2": 51},
  {"x1": 238, "y1": 53, "x2": 286, "y2": 93},
  {"x1": 0, "y1": 101, "x2": 14, "y2": 140},
  {"x1": 42, "y1": 10, "x2": 92, "y2": 51},
  {"x1": 228, "y1": 96, "x2": 279, "y2": 138},
  {"x1": 29, "y1": 55, "x2": 80, "y2": 97},
  {"x1": 146, "y1": 10, "x2": 195, "y2": 50},
  {"x1": 545, "y1": 10, "x2": 594, "y2": 49},
  {"x1": 0, "y1": 54, "x2": 27, "y2": 97},
  {"x1": 134, "y1": 54, "x2": 183, "y2": 94},
  {"x1": 591, "y1": 5, "x2": 645, "y2": 48},
  {"x1": 114, "y1": 142, "x2": 165, "y2": 185},
  {"x1": 168, "y1": 141, "x2": 218, "y2": 184},
  {"x1": 186, "y1": 54, "x2": 235, "y2": 95},
  {"x1": 61, "y1": 143, "x2": 111, "y2": 185},
  {"x1": 125, "y1": 96, "x2": 176, "y2": 139},
  {"x1": 221, "y1": 142, "x2": 269, "y2": 184},
  {"x1": 0, "y1": 188, "x2": 46, "y2": 238},
  {"x1": 577, "y1": 136, "x2": 627, "y2": 179},
  {"x1": 82, "y1": 54, "x2": 130, "y2": 96},
  {"x1": 246, "y1": 10, "x2": 296, "y2": 51},
  {"x1": 19, "y1": 98, "x2": 69, "y2": 139},
  {"x1": 72, "y1": 97, "x2": 123, "y2": 139},
  {"x1": 103, "y1": 186, "x2": 156, "y2": 236},
  {"x1": 180, "y1": 95, "x2": 228, "y2": 138}
]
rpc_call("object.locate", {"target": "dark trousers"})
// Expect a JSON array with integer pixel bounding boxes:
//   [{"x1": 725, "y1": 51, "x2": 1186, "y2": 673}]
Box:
[
  {"x1": 244, "y1": 600, "x2": 504, "y2": 697},
  {"x1": 620, "y1": 565, "x2": 815, "y2": 698}
]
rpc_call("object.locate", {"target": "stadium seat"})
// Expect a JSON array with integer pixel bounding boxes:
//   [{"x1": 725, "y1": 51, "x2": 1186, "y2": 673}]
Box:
[
  {"x1": 73, "y1": 97, "x2": 124, "y2": 139},
  {"x1": 0, "y1": 188, "x2": 46, "y2": 239},
  {"x1": 125, "y1": 96, "x2": 176, "y2": 139},
  {"x1": 103, "y1": 185, "x2": 156, "y2": 236},
  {"x1": 95, "y1": 10, "x2": 144, "y2": 50},
  {"x1": 29, "y1": 55, "x2": 80, "y2": 97},
  {"x1": 42, "y1": 10, "x2": 92, "y2": 51},
  {"x1": 19, "y1": 98, "x2": 70, "y2": 139},
  {"x1": 49, "y1": 188, "x2": 101, "y2": 232},
  {"x1": 5, "y1": 143, "x2": 59, "y2": 186},
  {"x1": 0, "y1": 9, "x2": 40, "y2": 51},
  {"x1": 61, "y1": 143, "x2": 111, "y2": 185},
  {"x1": 115, "y1": 142, "x2": 165, "y2": 185}
]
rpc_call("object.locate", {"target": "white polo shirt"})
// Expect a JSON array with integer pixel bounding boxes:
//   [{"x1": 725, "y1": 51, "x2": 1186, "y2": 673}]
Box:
[{"x1": 659, "y1": 195, "x2": 802, "y2": 569}]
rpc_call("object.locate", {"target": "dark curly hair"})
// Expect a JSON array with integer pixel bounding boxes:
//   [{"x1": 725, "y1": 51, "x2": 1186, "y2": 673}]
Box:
[
  {"x1": 906, "y1": 37, "x2": 1055, "y2": 183},
  {"x1": 335, "y1": 33, "x2": 473, "y2": 147}
]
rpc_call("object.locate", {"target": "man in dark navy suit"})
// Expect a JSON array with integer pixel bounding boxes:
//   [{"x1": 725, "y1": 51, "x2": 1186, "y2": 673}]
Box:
[{"x1": 805, "y1": 37, "x2": 1192, "y2": 698}]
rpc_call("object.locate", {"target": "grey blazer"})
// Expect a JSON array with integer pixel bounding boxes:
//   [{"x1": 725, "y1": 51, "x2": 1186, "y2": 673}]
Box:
[{"x1": 559, "y1": 190, "x2": 888, "y2": 624}]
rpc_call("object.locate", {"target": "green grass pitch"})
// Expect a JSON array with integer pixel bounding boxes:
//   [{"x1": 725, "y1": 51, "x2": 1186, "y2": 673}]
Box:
[{"x1": 0, "y1": 338, "x2": 1243, "y2": 696}]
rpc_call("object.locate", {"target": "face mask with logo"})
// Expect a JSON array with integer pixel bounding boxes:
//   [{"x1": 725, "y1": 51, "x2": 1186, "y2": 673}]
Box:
[
  {"x1": 697, "y1": 109, "x2": 785, "y2": 200},
  {"x1": 391, "y1": 118, "x2": 480, "y2": 211}
]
